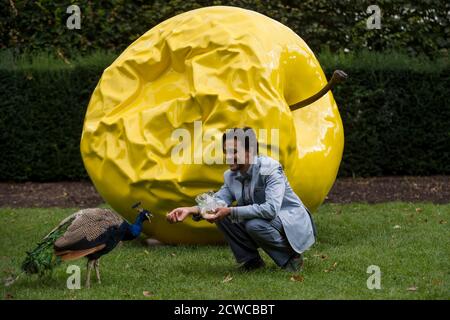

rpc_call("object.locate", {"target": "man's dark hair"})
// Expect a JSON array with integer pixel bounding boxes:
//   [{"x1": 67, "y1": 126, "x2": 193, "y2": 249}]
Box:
[{"x1": 222, "y1": 127, "x2": 259, "y2": 154}]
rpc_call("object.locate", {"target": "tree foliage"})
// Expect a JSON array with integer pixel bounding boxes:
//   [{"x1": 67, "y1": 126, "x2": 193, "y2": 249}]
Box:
[{"x1": 1, "y1": 0, "x2": 448, "y2": 57}]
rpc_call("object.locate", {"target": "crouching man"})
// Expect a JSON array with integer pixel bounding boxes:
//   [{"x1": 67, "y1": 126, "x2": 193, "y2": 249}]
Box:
[{"x1": 167, "y1": 127, "x2": 317, "y2": 272}]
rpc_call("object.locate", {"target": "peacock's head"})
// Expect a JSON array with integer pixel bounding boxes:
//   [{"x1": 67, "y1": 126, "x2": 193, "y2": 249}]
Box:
[
  {"x1": 140, "y1": 210, "x2": 152, "y2": 222},
  {"x1": 132, "y1": 202, "x2": 153, "y2": 223}
]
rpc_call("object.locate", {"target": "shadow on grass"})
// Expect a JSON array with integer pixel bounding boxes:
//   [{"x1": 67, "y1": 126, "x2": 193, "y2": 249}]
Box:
[
  {"x1": 12, "y1": 273, "x2": 66, "y2": 290},
  {"x1": 315, "y1": 221, "x2": 374, "y2": 246}
]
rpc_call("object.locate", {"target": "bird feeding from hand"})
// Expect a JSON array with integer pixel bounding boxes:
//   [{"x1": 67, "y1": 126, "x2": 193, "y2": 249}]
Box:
[{"x1": 21, "y1": 203, "x2": 152, "y2": 288}]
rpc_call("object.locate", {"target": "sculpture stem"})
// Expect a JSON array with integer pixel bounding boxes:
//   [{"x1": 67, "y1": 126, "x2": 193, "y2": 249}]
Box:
[{"x1": 289, "y1": 70, "x2": 348, "y2": 111}]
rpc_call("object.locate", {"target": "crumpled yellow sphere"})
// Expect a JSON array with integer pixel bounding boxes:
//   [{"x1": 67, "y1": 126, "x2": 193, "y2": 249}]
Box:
[{"x1": 80, "y1": 6, "x2": 344, "y2": 244}]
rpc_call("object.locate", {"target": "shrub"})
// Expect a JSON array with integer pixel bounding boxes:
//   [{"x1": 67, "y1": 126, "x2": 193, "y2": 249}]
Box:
[{"x1": 2, "y1": 0, "x2": 449, "y2": 58}]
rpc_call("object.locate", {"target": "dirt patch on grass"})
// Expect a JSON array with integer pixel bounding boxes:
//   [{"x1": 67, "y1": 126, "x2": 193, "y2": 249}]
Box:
[
  {"x1": 325, "y1": 176, "x2": 449, "y2": 204},
  {"x1": 0, "y1": 181, "x2": 103, "y2": 208},
  {"x1": 0, "y1": 176, "x2": 448, "y2": 208}
]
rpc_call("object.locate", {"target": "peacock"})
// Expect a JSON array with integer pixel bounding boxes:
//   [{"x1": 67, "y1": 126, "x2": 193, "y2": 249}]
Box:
[{"x1": 21, "y1": 203, "x2": 152, "y2": 288}]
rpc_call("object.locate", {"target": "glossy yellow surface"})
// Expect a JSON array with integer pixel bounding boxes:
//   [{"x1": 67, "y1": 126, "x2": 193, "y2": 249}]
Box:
[{"x1": 80, "y1": 6, "x2": 344, "y2": 244}]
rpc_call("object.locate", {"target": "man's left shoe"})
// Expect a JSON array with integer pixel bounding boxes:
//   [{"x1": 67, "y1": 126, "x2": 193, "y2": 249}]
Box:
[
  {"x1": 238, "y1": 257, "x2": 266, "y2": 272},
  {"x1": 283, "y1": 254, "x2": 304, "y2": 272}
]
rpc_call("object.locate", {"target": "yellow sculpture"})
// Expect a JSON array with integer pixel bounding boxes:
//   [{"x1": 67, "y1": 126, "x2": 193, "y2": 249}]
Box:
[{"x1": 80, "y1": 6, "x2": 345, "y2": 244}]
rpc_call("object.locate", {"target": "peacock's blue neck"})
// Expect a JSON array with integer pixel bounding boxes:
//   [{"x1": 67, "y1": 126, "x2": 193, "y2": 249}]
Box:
[{"x1": 124, "y1": 213, "x2": 147, "y2": 239}]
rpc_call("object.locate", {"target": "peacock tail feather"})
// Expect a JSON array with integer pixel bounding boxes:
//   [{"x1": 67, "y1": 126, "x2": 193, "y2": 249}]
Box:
[{"x1": 21, "y1": 217, "x2": 75, "y2": 275}]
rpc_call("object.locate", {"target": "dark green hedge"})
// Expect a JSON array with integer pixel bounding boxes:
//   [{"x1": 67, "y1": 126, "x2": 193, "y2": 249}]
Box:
[
  {"x1": 2, "y1": 0, "x2": 449, "y2": 58},
  {"x1": 335, "y1": 69, "x2": 450, "y2": 177},
  {"x1": 0, "y1": 52, "x2": 449, "y2": 181},
  {"x1": 0, "y1": 61, "x2": 101, "y2": 180}
]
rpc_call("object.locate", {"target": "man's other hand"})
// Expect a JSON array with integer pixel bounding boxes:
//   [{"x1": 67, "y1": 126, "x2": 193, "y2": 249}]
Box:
[{"x1": 206, "y1": 207, "x2": 231, "y2": 223}]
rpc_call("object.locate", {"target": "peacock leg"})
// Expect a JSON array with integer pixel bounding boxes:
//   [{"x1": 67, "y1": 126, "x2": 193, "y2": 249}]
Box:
[
  {"x1": 86, "y1": 259, "x2": 94, "y2": 288},
  {"x1": 94, "y1": 259, "x2": 101, "y2": 284}
]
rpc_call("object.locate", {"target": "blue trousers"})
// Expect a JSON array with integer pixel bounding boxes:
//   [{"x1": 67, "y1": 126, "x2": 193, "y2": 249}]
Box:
[{"x1": 216, "y1": 215, "x2": 297, "y2": 267}]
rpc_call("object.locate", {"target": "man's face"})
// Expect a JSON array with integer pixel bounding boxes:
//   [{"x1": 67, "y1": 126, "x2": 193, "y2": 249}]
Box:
[{"x1": 223, "y1": 139, "x2": 252, "y2": 171}]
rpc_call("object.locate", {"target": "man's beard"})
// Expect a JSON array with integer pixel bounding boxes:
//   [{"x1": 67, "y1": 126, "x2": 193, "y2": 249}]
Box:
[{"x1": 229, "y1": 162, "x2": 244, "y2": 171}]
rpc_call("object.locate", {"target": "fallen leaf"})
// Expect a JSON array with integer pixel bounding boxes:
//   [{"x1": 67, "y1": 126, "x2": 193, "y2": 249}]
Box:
[
  {"x1": 393, "y1": 225, "x2": 401, "y2": 229},
  {"x1": 223, "y1": 274, "x2": 233, "y2": 283},
  {"x1": 415, "y1": 208, "x2": 422, "y2": 213},
  {"x1": 144, "y1": 250, "x2": 149, "y2": 255},
  {"x1": 432, "y1": 279, "x2": 443, "y2": 286},
  {"x1": 4, "y1": 275, "x2": 19, "y2": 287},
  {"x1": 324, "y1": 262, "x2": 338, "y2": 273},
  {"x1": 171, "y1": 253, "x2": 176, "y2": 257},
  {"x1": 143, "y1": 291, "x2": 153, "y2": 297},
  {"x1": 4, "y1": 293, "x2": 14, "y2": 299},
  {"x1": 406, "y1": 286, "x2": 418, "y2": 291},
  {"x1": 439, "y1": 220, "x2": 447, "y2": 224},
  {"x1": 290, "y1": 275, "x2": 304, "y2": 282}
]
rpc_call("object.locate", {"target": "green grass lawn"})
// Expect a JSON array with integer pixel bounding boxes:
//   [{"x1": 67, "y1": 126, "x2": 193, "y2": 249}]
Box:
[{"x1": 1, "y1": 203, "x2": 449, "y2": 300}]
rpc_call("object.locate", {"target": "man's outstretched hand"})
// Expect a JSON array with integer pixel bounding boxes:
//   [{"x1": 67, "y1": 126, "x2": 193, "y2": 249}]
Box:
[
  {"x1": 166, "y1": 207, "x2": 192, "y2": 223},
  {"x1": 166, "y1": 206, "x2": 231, "y2": 224}
]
